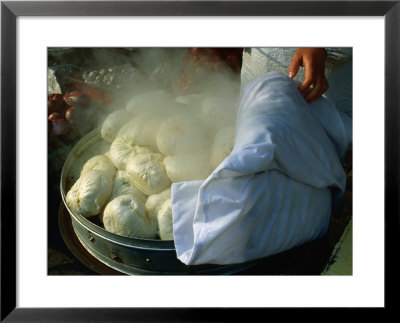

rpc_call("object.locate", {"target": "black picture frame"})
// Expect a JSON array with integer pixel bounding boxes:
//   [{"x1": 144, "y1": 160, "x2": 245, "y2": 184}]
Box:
[{"x1": 1, "y1": 1, "x2": 398, "y2": 321}]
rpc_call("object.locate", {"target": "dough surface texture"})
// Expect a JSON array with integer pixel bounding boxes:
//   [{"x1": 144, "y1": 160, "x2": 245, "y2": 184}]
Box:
[
  {"x1": 156, "y1": 113, "x2": 209, "y2": 155},
  {"x1": 109, "y1": 135, "x2": 153, "y2": 170},
  {"x1": 157, "y1": 198, "x2": 174, "y2": 240},
  {"x1": 110, "y1": 170, "x2": 148, "y2": 203},
  {"x1": 80, "y1": 154, "x2": 116, "y2": 178},
  {"x1": 126, "y1": 153, "x2": 171, "y2": 195},
  {"x1": 164, "y1": 153, "x2": 212, "y2": 182},
  {"x1": 66, "y1": 169, "x2": 113, "y2": 217},
  {"x1": 103, "y1": 194, "x2": 157, "y2": 239},
  {"x1": 145, "y1": 188, "x2": 171, "y2": 225},
  {"x1": 101, "y1": 110, "x2": 132, "y2": 142}
]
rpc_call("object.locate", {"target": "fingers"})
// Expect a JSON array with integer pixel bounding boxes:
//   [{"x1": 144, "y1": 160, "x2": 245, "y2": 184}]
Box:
[
  {"x1": 297, "y1": 59, "x2": 329, "y2": 102},
  {"x1": 290, "y1": 48, "x2": 329, "y2": 103},
  {"x1": 298, "y1": 77, "x2": 314, "y2": 94},
  {"x1": 302, "y1": 77, "x2": 329, "y2": 102},
  {"x1": 288, "y1": 53, "x2": 301, "y2": 79},
  {"x1": 298, "y1": 58, "x2": 316, "y2": 93}
]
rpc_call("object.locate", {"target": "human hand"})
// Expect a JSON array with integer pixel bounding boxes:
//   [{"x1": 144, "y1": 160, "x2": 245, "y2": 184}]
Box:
[{"x1": 289, "y1": 48, "x2": 329, "y2": 102}]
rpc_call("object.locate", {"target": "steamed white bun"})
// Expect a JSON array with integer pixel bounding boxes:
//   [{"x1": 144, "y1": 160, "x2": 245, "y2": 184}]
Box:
[
  {"x1": 103, "y1": 194, "x2": 157, "y2": 239},
  {"x1": 80, "y1": 154, "x2": 116, "y2": 178},
  {"x1": 66, "y1": 170, "x2": 113, "y2": 217},
  {"x1": 109, "y1": 170, "x2": 148, "y2": 203},
  {"x1": 157, "y1": 198, "x2": 174, "y2": 240},
  {"x1": 164, "y1": 153, "x2": 212, "y2": 182},
  {"x1": 156, "y1": 113, "x2": 209, "y2": 155},
  {"x1": 109, "y1": 135, "x2": 153, "y2": 170},
  {"x1": 210, "y1": 126, "x2": 236, "y2": 170},
  {"x1": 116, "y1": 113, "x2": 163, "y2": 148},
  {"x1": 201, "y1": 96, "x2": 237, "y2": 129},
  {"x1": 101, "y1": 110, "x2": 132, "y2": 142},
  {"x1": 126, "y1": 153, "x2": 171, "y2": 195},
  {"x1": 145, "y1": 188, "x2": 171, "y2": 223},
  {"x1": 103, "y1": 150, "x2": 112, "y2": 160}
]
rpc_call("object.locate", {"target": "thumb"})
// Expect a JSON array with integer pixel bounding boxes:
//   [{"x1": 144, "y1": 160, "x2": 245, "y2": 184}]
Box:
[{"x1": 289, "y1": 54, "x2": 301, "y2": 78}]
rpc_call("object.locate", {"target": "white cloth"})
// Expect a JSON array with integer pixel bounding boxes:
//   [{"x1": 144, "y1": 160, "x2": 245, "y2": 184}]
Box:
[
  {"x1": 241, "y1": 48, "x2": 353, "y2": 119},
  {"x1": 172, "y1": 72, "x2": 352, "y2": 265}
]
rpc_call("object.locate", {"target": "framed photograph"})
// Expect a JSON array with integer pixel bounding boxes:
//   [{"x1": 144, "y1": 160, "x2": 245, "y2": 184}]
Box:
[{"x1": 2, "y1": 0, "x2": 397, "y2": 320}]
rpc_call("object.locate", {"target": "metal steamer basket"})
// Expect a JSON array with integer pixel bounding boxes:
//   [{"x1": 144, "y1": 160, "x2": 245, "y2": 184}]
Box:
[{"x1": 60, "y1": 128, "x2": 261, "y2": 275}]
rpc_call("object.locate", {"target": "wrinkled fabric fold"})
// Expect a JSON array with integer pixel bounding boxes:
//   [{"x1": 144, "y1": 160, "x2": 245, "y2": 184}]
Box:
[{"x1": 172, "y1": 72, "x2": 352, "y2": 265}]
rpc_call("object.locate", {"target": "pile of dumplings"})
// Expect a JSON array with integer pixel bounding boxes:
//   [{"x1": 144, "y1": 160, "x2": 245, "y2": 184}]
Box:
[{"x1": 66, "y1": 89, "x2": 238, "y2": 240}]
